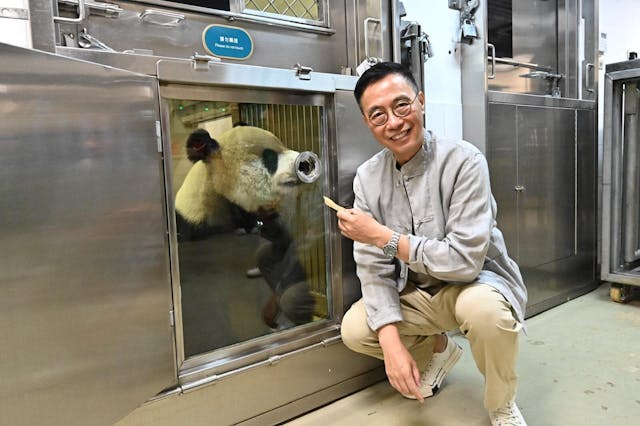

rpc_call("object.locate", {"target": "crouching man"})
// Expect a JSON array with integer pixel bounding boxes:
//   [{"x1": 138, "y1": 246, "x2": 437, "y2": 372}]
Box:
[{"x1": 337, "y1": 62, "x2": 528, "y2": 426}]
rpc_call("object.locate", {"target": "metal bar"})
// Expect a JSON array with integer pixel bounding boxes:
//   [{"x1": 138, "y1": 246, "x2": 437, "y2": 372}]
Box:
[
  {"x1": 391, "y1": 0, "x2": 400, "y2": 63},
  {"x1": 488, "y1": 55, "x2": 553, "y2": 72},
  {"x1": 180, "y1": 325, "x2": 341, "y2": 392},
  {"x1": 53, "y1": 0, "x2": 86, "y2": 23},
  {"x1": 623, "y1": 81, "x2": 640, "y2": 263},
  {"x1": 57, "y1": 0, "x2": 122, "y2": 17}
]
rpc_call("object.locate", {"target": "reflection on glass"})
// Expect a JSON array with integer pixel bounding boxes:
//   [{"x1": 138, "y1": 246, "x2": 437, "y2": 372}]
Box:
[
  {"x1": 168, "y1": 99, "x2": 328, "y2": 357},
  {"x1": 488, "y1": 0, "x2": 513, "y2": 58}
]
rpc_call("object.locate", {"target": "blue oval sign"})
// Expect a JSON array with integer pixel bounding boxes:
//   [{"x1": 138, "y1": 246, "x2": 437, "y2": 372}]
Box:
[{"x1": 202, "y1": 24, "x2": 253, "y2": 60}]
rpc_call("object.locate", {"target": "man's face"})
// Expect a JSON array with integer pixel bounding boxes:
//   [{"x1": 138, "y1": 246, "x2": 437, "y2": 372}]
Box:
[{"x1": 359, "y1": 73, "x2": 425, "y2": 165}]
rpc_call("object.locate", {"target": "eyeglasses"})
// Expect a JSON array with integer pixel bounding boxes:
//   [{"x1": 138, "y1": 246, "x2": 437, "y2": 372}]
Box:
[{"x1": 367, "y1": 93, "x2": 419, "y2": 126}]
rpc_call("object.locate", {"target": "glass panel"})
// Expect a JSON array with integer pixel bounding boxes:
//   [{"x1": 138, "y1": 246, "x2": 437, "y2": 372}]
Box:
[
  {"x1": 488, "y1": 0, "x2": 559, "y2": 95},
  {"x1": 168, "y1": 98, "x2": 328, "y2": 358},
  {"x1": 158, "y1": 0, "x2": 231, "y2": 11},
  {"x1": 488, "y1": 0, "x2": 513, "y2": 59}
]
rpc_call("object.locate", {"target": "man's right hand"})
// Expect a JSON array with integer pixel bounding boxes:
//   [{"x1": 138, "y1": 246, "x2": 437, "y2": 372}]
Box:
[{"x1": 378, "y1": 323, "x2": 424, "y2": 402}]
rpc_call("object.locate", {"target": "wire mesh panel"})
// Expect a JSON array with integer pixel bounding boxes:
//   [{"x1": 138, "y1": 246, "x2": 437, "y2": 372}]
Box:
[
  {"x1": 243, "y1": 0, "x2": 327, "y2": 26},
  {"x1": 240, "y1": 103, "x2": 327, "y2": 318}
]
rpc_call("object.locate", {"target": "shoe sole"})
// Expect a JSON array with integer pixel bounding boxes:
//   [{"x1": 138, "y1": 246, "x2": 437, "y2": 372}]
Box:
[{"x1": 402, "y1": 342, "x2": 463, "y2": 399}]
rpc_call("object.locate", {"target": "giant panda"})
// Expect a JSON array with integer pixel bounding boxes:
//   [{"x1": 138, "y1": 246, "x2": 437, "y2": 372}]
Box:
[
  {"x1": 174, "y1": 125, "x2": 320, "y2": 330},
  {"x1": 174, "y1": 126, "x2": 319, "y2": 240}
]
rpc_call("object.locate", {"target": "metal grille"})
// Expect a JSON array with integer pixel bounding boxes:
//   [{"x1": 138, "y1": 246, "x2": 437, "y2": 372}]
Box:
[
  {"x1": 240, "y1": 103, "x2": 329, "y2": 319},
  {"x1": 244, "y1": 0, "x2": 320, "y2": 21}
]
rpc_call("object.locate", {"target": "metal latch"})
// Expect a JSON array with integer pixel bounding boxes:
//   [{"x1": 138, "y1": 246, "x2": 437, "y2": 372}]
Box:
[
  {"x1": 293, "y1": 63, "x2": 313, "y2": 80},
  {"x1": 190, "y1": 53, "x2": 221, "y2": 71}
]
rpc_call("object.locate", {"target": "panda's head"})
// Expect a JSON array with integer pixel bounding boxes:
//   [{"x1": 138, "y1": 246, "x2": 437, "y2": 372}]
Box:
[{"x1": 176, "y1": 126, "x2": 320, "y2": 222}]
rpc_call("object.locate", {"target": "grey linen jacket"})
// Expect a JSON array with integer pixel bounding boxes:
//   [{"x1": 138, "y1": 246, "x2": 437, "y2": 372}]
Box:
[{"x1": 352, "y1": 131, "x2": 527, "y2": 332}]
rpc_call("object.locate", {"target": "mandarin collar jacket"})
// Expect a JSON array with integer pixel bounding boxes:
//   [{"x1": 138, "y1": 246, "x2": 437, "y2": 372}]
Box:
[{"x1": 352, "y1": 131, "x2": 527, "y2": 331}]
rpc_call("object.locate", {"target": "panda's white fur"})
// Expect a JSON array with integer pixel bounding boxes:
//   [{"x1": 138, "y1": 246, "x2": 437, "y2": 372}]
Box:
[{"x1": 175, "y1": 126, "x2": 302, "y2": 230}]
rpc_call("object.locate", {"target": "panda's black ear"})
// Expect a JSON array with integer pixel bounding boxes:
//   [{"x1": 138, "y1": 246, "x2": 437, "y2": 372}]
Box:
[{"x1": 185, "y1": 129, "x2": 220, "y2": 163}]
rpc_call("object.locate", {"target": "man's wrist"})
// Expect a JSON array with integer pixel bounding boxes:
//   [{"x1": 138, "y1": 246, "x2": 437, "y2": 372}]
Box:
[{"x1": 377, "y1": 227, "x2": 395, "y2": 249}]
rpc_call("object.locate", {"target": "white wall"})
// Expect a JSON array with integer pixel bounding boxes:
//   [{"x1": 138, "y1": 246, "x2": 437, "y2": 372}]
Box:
[
  {"x1": 402, "y1": 1, "x2": 463, "y2": 140},
  {"x1": 0, "y1": 0, "x2": 32, "y2": 48}
]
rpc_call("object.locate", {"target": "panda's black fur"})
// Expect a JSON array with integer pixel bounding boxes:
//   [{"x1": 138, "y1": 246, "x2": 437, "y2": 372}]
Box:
[{"x1": 185, "y1": 128, "x2": 219, "y2": 162}]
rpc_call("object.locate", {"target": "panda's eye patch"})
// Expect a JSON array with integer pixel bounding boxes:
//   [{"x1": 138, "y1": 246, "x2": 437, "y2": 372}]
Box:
[{"x1": 262, "y1": 149, "x2": 278, "y2": 175}]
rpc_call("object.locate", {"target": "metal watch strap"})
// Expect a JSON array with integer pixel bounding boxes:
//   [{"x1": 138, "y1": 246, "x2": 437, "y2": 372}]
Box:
[{"x1": 383, "y1": 231, "x2": 401, "y2": 258}]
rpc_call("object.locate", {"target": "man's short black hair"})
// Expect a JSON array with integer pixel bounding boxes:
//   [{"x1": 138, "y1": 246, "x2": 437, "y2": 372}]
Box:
[{"x1": 354, "y1": 62, "x2": 420, "y2": 109}]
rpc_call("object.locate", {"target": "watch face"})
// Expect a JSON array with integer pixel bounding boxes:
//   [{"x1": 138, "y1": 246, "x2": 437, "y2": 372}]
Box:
[{"x1": 383, "y1": 245, "x2": 396, "y2": 258}]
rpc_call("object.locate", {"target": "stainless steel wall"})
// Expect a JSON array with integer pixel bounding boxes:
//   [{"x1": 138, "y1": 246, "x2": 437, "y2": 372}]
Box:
[
  {"x1": 7, "y1": 1, "x2": 397, "y2": 424},
  {"x1": 51, "y1": 0, "x2": 352, "y2": 74},
  {"x1": 0, "y1": 42, "x2": 175, "y2": 426}
]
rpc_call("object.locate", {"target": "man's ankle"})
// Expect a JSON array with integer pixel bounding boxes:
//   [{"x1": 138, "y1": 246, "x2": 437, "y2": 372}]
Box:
[{"x1": 433, "y1": 333, "x2": 447, "y2": 353}]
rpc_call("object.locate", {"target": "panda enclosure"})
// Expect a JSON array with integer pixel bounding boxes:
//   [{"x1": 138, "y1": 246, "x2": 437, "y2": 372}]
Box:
[{"x1": 0, "y1": 1, "x2": 617, "y2": 426}]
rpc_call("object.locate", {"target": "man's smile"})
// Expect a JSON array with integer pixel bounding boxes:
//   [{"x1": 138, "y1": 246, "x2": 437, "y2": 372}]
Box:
[{"x1": 390, "y1": 129, "x2": 410, "y2": 141}]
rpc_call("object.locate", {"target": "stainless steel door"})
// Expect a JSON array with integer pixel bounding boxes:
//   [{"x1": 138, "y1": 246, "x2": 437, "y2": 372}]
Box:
[
  {"x1": 0, "y1": 43, "x2": 175, "y2": 426},
  {"x1": 517, "y1": 106, "x2": 575, "y2": 266},
  {"x1": 487, "y1": 95, "x2": 598, "y2": 317},
  {"x1": 487, "y1": 103, "x2": 576, "y2": 266}
]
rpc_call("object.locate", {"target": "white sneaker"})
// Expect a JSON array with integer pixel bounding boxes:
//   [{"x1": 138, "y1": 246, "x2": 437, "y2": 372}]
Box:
[
  {"x1": 402, "y1": 335, "x2": 463, "y2": 399},
  {"x1": 489, "y1": 401, "x2": 527, "y2": 426}
]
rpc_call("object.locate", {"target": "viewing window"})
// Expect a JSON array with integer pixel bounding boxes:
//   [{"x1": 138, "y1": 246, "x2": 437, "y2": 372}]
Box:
[{"x1": 167, "y1": 97, "x2": 329, "y2": 358}]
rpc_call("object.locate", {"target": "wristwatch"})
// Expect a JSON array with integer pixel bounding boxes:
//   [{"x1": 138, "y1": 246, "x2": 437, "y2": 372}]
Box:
[{"x1": 382, "y1": 231, "x2": 401, "y2": 258}]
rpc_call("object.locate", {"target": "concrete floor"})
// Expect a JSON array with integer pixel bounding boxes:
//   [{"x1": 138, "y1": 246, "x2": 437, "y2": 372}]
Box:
[{"x1": 284, "y1": 284, "x2": 640, "y2": 426}]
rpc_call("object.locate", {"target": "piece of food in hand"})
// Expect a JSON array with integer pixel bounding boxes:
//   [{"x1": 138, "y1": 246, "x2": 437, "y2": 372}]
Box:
[{"x1": 323, "y1": 196, "x2": 346, "y2": 212}]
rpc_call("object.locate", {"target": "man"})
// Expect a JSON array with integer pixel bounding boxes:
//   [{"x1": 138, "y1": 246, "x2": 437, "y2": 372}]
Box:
[{"x1": 337, "y1": 62, "x2": 528, "y2": 426}]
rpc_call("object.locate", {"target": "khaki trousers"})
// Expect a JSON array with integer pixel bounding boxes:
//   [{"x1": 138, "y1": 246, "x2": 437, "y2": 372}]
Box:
[{"x1": 340, "y1": 282, "x2": 522, "y2": 411}]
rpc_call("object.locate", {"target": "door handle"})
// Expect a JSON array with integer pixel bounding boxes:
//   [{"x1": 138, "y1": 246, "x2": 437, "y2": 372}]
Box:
[
  {"x1": 487, "y1": 43, "x2": 496, "y2": 79},
  {"x1": 364, "y1": 17, "x2": 381, "y2": 59}
]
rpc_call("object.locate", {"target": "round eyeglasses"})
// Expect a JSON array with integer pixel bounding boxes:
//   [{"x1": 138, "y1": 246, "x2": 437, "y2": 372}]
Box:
[{"x1": 367, "y1": 93, "x2": 419, "y2": 126}]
